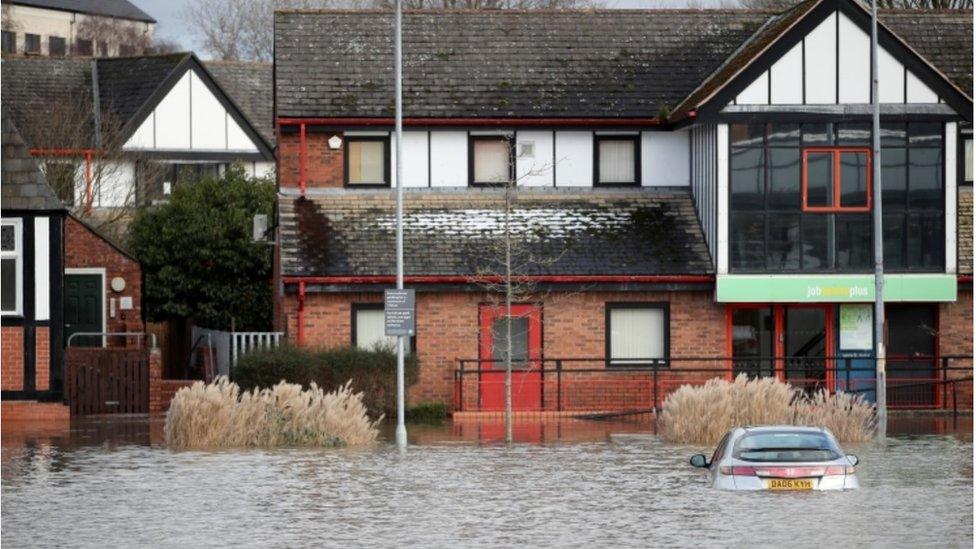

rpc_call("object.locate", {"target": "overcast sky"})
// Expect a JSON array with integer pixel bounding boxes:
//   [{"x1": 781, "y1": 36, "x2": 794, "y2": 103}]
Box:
[{"x1": 131, "y1": 0, "x2": 726, "y2": 57}]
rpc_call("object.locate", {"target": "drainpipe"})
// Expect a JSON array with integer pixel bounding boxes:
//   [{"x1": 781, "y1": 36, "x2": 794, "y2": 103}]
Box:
[
  {"x1": 296, "y1": 280, "x2": 306, "y2": 347},
  {"x1": 299, "y1": 122, "x2": 307, "y2": 197},
  {"x1": 83, "y1": 150, "x2": 94, "y2": 213}
]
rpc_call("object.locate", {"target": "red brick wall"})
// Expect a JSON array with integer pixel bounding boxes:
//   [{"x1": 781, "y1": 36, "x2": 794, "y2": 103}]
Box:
[
  {"x1": 65, "y1": 216, "x2": 144, "y2": 343},
  {"x1": 278, "y1": 131, "x2": 345, "y2": 189},
  {"x1": 940, "y1": 288, "x2": 973, "y2": 409},
  {"x1": 282, "y1": 289, "x2": 725, "y2": 407},
  {"x1": 2, "y1": 326, "x2": 24, "y2": 391},
  {"x1": 35, "y1": 326, "x2": 49, "y2": 391}
]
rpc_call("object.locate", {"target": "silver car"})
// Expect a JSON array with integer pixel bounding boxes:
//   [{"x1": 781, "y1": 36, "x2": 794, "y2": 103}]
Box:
[{"x1": 689, "y1": 426, "x2": 860, "y2": 491}]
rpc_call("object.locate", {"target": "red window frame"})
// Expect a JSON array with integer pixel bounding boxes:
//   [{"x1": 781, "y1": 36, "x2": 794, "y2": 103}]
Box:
[{"x1": 801, "y1": 147, "x2": 872, "y2": 213}]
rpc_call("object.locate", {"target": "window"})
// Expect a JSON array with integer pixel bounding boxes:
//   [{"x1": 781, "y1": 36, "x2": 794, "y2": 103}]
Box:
[
  {"x1": 98, "y1": 41, "x2": 108, "y2": 57},
  {"x1": 965, "y1": 137, "x2": 973, "y2": 184},
  {"x1": 469, "y1": 135, "x2": 514, "y2": 186},
  {"x1": 345, "y1": 136, "x2": 389, "y2": 186},
  {"x1": 595, "y1": 135, "x2": 640, "y2": 186},
  {"x1": 49, "y1": 36, "x2": 66, "y2": 57},
  {"x1": 1, "y1": 219, "x2": 23, "y2": 316},
  {"x1": 606, "y1": 303, "x2": 668, "y2": 367},
  {"x1": 352, "y1": 304, "x2": 412, "y2": 353},
  {"x1": 24, "y1": 33, "x2": 40, "y2": 54},
  {"x1": 1, "y1": 31, "x2": 15, "y2": 54},
  {"x1": 801, "y1": 148, "x2": 871, "y2": 212},
  {"x1": 74, "y1": 39, "x2": 93, "y2": 56}
]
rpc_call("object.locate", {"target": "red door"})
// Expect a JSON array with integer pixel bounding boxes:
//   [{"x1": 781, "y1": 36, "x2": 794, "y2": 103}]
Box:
[{"x1": 479, "y1": 304, "x2": 542, "y2": 411}]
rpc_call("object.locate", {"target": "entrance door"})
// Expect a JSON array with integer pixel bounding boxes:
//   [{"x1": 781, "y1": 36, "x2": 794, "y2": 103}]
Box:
[
  {"x1": 65, "y1": 273, "x2": 103, "y2": 347},
  {"x1": 887, "y1": 305, "x2": 937, "y2": 407},
  {"x1": 730, "y1": 306, "x2": 775, "y2": 379},
  {"x1": 784, "y1": 307, "x2": 830, "y2": 392},
  {"x1": 479, "y1": 304, "x2": 542, "y2": 411}
]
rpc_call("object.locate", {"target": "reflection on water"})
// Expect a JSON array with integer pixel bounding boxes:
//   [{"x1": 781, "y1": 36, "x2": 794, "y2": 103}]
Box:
[{"x1": 1, "y1": 415, "x2": 972, "y2": 548}]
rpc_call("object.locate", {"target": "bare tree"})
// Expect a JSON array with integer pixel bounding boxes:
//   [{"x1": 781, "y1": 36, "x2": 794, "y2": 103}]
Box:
[{"x1": 69, "y1": 17, "x2": 178, "y2": 56}]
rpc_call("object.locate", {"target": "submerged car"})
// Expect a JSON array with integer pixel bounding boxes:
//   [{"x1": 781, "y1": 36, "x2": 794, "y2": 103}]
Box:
[{"x1": 689, "y1": 426, "x2": 860, "y2": 491}]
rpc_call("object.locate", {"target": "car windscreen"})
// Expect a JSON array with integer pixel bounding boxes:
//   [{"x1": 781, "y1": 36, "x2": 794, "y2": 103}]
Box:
[{"x1": 732, "y1": 431, "x2": 840, "y2": 462}]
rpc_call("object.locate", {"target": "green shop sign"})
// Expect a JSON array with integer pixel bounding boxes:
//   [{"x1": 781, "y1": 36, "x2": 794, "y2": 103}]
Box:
[{"x1": 716, "y1": 274, "x2": 958, "y2": 303}]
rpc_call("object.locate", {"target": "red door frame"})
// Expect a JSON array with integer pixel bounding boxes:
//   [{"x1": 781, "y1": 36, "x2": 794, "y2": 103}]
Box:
[
  {"x1": 478, "y1": 303, "x2": 543, "y2": 411},
  {"x1": 726, "y1": 303, "x2": 835, "y2": 389}
]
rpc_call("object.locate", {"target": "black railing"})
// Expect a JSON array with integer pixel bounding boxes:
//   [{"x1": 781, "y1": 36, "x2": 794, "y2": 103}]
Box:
[{"x1": 453, "y1": 355, "x2": 973, "y2": 414}]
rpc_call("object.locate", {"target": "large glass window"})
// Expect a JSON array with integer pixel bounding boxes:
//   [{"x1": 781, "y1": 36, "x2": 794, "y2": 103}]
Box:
[
  {"x1": 1, "y1": 219, "x2": 23, "y2": 316},
  {"x1": 729, "y1": 122, "x2": 944, "y2": 273},
  {"x1": 606, "y1": 303, "x2": 667, "y2": 366},
  {"x1": 345, "y1": 137, "x2": 389, "y2": 186},
  {"x1": 470, "y1": 136, "x2": 513, "y2": 185},
  {"x1": 595, "y1": 135, "x2": 640, "y2": 186}
]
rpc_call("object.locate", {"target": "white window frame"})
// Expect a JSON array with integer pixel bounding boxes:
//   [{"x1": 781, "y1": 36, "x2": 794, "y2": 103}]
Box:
[
  {"x1": 1, "y1": 218, "x2": 23, "y2": 316},
  {"x1": 606, "y1": 302, "x2": 669, "y2": 367}
]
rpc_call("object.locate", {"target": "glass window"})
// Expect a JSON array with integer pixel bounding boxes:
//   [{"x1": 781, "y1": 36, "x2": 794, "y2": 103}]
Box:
[
  {"x1": 839, "y1": 151, "x2": 869, "y2": 208},
  {"x1": 767, "y1": 149, "x2": 800, "y2": 210},
  {"x1": 49, "y1": 36, "x2": 66, "y2": 56},
  {"x1": 1, "y1": 31, "x2": 15, "y2": 54},
  {"x1": 965, "y1": 138, "x2": 973, "y2": 183},
  {"x1": 803, "y1": 149, "x2": 869, "y2": 211},
  {"x1": 908, "y1": 148, "x2": 943, "y2": 209},
  {"x1": 881, "y1": 148, "x2": 907, "y2": 208},
  {"x1": 880, "y1": 123, "x2": 907, "y2": 147},
  {"x1": 346, "y1": 138, "x2": 388, "y2": 185},
  {"x1": 802, "y1": 123, "x2": 833, "y2": 146},
  {"x1": 766, "y1": 123, "x2": 799, "y2": 147},
  {"x1": 491, "y1": 316, "x2": 529, "y2": 364},
  {"x1": 596, "y1": 136, "x2": 638, "y2": 185},
  {"x1": 805, "y1": 151, "x2": 833, "y2": 208},
  {"x1": 731, "y1": 148, "x2": 764, "y2": 210},
  {"x1": 730, "y1": 123, "x2": 765, "y2": 147},
  {"x1": 353, "y1": 305, "x2": 411, "y2": 353},
  {"x1": 1, "y1": 220, "x2": 22, "y2": 315},
  {"x1": 801, "y1": 215, "x2": 830, "y2": 270},
  {"x1": 766, "y1": 214, "x2": 800, "y2": 271},
  {"x1": 908, "y1": 123, "x2": 942, "y2": 146},
  {"x1": 74, "y1": 39, "x2": 93, "y2": 56},
  {"x1": 835, "y1": 215, "x2": 872, "y2": 270},
  {"x1": 835, "y1": 123, "x2": 871, "y2": 146},
  {"x1": 733, "y1": 431, "x2": 840, "y2": 462},
  {"x1": 471, "y1": 137, "x2": 512, "y2": 185},
  {"x1": 731, "y1": 214, "x2": 765, "y2": 270},
  {"x1": 906, "y1": 212, "x2": 944, "y2": 269},
  {"x1": 24, "y1": 33, "x2": 40, "y2": 54},
  {"x1": 607, "y1": 305, "x2": 667, "y2": 366},
  {"x1": 883, "y1": 213, "x2": 906, "y2": 269}
]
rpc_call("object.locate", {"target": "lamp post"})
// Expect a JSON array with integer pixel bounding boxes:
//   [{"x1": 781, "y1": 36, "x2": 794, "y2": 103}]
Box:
[
  {"x1": 870, "y1": 0, "x2": 887, "y2": 438},
  {"x1": 394, "y1": 0, "x2": 407, "y2": 448}
]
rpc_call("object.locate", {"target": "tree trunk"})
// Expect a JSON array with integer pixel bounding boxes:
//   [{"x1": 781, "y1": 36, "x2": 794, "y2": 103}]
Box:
[{"x1": 504, "y1": 182, "x2": 513, "y2": 444}]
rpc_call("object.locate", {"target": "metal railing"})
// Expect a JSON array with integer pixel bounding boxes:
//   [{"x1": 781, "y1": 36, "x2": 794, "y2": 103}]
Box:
[
  {"x1": 453, "y1": 355, "x2": 973, "y2": 414},
  {"x1": 231, "y1": 331, "x2": 283, "y2": 370}
]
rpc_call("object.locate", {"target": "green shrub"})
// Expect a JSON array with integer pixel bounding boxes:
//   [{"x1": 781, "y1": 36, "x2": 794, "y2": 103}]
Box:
[
  {"x1": 233, "y1": 344, "x2": 419, "y2": 418},
  {"x1": 405, "y1": 402, "x2": 448, "y2": 424}
]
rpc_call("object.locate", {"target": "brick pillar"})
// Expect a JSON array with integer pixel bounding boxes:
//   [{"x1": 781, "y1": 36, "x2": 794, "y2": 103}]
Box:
[{"x1": 148, "y1": 348, "x2": 163, "y2": 415}]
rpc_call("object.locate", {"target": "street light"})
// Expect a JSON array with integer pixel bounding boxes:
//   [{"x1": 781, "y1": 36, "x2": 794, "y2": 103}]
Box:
[
  {"x1": 393, "y1": 0, "x2": 408, "y2": 448},
  {"x1": 870, "y1": 0, "x2": 887, "y2": 438}
]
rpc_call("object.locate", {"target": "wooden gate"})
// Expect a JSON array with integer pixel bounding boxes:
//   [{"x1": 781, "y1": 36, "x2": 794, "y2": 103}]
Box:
[{"x1": 65, "y1": 348, "x2": 150, "y2": 415}]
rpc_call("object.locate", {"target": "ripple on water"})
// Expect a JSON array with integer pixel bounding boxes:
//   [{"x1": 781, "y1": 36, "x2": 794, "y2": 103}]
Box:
[{"x1": 1, "y1": 418, "x2": 972, "y2": 549}]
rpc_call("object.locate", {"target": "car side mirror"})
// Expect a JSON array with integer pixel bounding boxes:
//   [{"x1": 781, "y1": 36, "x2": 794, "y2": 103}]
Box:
[
  {"x1": 690, "y1": 454, "x2": 709, "y2": 468},
  {"x1": 845, "y1": 454, "x2": 859, "y2": 466}
]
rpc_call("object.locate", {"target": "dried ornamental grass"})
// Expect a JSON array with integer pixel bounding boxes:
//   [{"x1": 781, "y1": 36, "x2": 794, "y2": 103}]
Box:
[
  {"x1": 165, "y1": 378, "x2": 380, "y2": 449},
  {"x1": 659, "y1": 374, "x2": 877, "y2": 445}
]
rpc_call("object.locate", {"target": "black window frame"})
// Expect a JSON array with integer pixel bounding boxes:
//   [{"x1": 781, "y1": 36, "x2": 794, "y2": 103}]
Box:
[
  {"x1": 24, "y1": 33, "x2": 40, "y2": 54},
  {"x1": 604, "y1": 302, "x2": 670, "y2": 368},
  {"x1": 74, "y1": 38, "x2": 93, "y2": 57},
  {"x1": 351, "y1": 303, "x2": 415, "y2": 353},
  {"x1": 468, "y1": 134, "x2": 515, "y2": 187},
  {"x1": 48, "y1": 35, "x2": 66, "y2": 57},
  {"x1": 594, "y1": 134, "x2": 642, "y2": 187},
  {"x1": 1, "y1": 31, "x2": 15, "y2": 54},
  {"x1": 343, "y1": 135, "x2": 391, "y2": 188}
]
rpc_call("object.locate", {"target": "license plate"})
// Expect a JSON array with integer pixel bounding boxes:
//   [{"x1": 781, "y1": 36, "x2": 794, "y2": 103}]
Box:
[{"x1": 766, "y1": 478, "x2": 814, "y2": 490}]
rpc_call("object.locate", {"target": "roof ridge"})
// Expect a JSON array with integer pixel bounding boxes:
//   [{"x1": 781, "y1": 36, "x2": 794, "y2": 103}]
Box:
[{"x1": 275, "y1": 7, "x2": 781, "y2": 14}]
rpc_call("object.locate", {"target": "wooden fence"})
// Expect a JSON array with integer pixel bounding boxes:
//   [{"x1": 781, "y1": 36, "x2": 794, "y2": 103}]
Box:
[{"x1": 65, "y1": 348, "x2": 150, "y2": 415}]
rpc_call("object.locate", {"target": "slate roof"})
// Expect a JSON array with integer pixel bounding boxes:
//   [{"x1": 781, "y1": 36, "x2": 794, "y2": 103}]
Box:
[
  {"x1": 97, "y1": 53, "x2": 190, "y2": 126},
  {"x1": 3, "y1": 0, "x2": 155, "y2": 23},
  {"x1": 278, "y1": 189, "x2": 713, "y2": 277},
  {"x1": 0, "y1": 57, "x2": 94, "y2": 147},
  {"x1": 206, "y1": 61, "x2": 275, "y2": 145},
  {"x1": 959, "y1": 186, "x2": 972, "y2": 275},
  {"x1": 1, "y1": 108, "x2": 65, "y2": 211},
  {"x1": 275, "y1": 8, "x2": 973, "y2": 120}
]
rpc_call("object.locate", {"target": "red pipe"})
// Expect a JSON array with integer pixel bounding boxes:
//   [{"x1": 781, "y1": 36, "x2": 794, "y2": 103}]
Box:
[
  {"x1": 283, "y1": 274, "x2": 714, "y2": 285},
  {"x1": 296, "y1": 280, "x2": 306, "y2": 347},
  {"x1": 299, "y1": 122, "x2": 307, "y2": 197},
  {"x1": 277, "y1": 117, "x2": 664, "y2": 128},
  {"x1": 958, "y1": 275, "x2": 973, "y2": 283}
]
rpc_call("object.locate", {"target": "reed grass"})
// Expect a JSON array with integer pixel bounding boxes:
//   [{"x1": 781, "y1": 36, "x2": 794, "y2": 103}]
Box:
[
  {"x1": 165, "y1": 378, "x2": 380, "y2": 449},
  {"x1": 658, "y1": 374, "x2": 877, "y2": 445}
]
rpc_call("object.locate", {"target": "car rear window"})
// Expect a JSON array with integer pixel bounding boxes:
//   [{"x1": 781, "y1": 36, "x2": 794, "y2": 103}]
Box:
[{"x1": 733, "y1": 431, "x2": 840, "y2": 462}]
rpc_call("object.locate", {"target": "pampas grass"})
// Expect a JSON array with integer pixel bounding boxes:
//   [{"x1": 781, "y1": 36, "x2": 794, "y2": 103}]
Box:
[
  {"x1": 165, "y1": 378, "x2": 380, "y2": 449},
  {"x1": 659, "y1": 374, "x2": 877, "y2": 445}
]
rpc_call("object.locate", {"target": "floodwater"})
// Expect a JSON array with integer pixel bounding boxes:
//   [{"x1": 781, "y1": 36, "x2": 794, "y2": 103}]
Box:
[{"x1": 1, "y1": 416, "x2": 972, "y2": 548}]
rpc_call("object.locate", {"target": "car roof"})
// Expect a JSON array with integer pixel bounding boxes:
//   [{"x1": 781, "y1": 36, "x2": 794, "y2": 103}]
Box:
[{"x1": 741, "y1": 425, "x2": 829, "y2": 434}]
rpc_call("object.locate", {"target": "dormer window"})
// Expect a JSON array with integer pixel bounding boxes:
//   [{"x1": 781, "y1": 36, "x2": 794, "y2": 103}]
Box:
[
  {"x1": 469, "y1": 135, "x2": 514, "y2": 186},
  {"x1": 595, "y1": 135, "x2": 641, "y2": 186}
]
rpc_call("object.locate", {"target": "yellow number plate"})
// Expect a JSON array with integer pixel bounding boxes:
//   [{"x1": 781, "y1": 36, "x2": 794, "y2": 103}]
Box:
[{"x1": 767, "y1": 478, "x2": 814, "y2": 490}]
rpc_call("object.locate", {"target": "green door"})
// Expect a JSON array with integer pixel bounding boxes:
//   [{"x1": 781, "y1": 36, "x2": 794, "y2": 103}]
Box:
[{"x1": 65, "y1": 274, "x2": 103, "y2": 347}]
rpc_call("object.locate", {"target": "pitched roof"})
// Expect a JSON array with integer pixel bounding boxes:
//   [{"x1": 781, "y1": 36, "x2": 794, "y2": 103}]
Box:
[
  {"x1": 206, "y1": 61, "x2": 275, "y2": 145},
  {"x1": 0, "y1": 57, "x2": 94, "y2": 148},
  {"x1": 275, "y1": 7, "x2": 973, "y2": 120},
  {"x1": 96, "y1": 53, "x2": 190, "y2": 126},
  {"x1": 3, "y1": 0, "x2": 155, "y2": 23},
  {"x1": 278, "y1": 189, "x2": 713, "y2": 277},
  {"x1": 1, "y1": 108, "x2": 65, "y2": 211},
  {"x1": 274, "y1": 9, "x2": 772, "y2": 119}
]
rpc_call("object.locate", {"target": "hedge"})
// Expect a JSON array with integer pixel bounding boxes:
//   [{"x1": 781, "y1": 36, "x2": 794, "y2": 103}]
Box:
[{"x1": 233, "y1": 345, "x2": 419, "y2": 419}]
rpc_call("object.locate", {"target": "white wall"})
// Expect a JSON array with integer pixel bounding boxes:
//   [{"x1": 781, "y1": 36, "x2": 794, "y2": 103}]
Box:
[
  {"x1": 554, "y1": 132, "x2": 593, "y2": 187},
  {"x1": 643, "y1": 130, "x2": 689, "y2": 187},
  {"x1": 716, "y1": 124, "x2": 730, "y2": 275},
  {"x1": 33, "y1": 217, "x2": 49, "y2": 321},
  {"x1": 516, "y1": 131, "x2": 554, "y2": 187},
  {"x1": 429, "y1": 131, "x2": 467, "y2": 187},
  {"x1": 5, "y1": 4, "x2": 154, "y2": 57},
  {"x1": 734, "y1": 10, "x2": 941, "y2": 106}
]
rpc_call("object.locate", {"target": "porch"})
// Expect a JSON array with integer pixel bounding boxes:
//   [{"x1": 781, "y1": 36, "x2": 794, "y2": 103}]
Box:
[{"x1": 452, "y1": 355, "x2": 974, "y2": 417}]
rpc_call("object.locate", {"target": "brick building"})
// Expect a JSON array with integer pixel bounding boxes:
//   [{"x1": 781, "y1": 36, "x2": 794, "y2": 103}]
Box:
[{"x1": 273, "y1": 2, "x2": 973, "y2": 412}]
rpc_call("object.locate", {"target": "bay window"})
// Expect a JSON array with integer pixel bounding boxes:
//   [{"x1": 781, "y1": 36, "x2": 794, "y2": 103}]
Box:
[
  {"x1": 470, "y1": 135, "x2": 514, "y2": 186},
  {"x1": 345, "y1": 136, "x2": 389, "y2": 186},
  {"x1": 606, "y1": 303, "x2": 668, "y2": 367},
  {"x1": 1, "y1": 219, "x2": 23, "y2": 316},
  {"x1": 595, "y1": 135, "x2": 640, "y2": 186}
]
